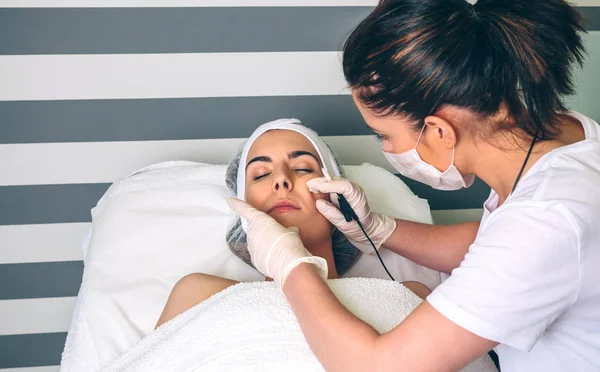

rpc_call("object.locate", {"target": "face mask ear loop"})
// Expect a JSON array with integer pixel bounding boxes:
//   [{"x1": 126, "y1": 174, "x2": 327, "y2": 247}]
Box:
[
  {"x1": 414, "y1": 124, "x2": 427, "y2": 149},
  {"x1": 439, "y1": 134, "x2": 457, "y2": 174}
]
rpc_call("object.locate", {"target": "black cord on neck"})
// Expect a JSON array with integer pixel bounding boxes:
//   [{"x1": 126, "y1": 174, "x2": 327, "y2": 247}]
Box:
[{"x1": 511, "y1": 129, "x2": 539, "y2": 193}]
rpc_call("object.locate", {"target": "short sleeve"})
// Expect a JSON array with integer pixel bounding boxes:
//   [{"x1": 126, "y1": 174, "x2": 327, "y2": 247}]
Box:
[{"x1": 427, "y1": 203, "x2": 580, "y2": 351}]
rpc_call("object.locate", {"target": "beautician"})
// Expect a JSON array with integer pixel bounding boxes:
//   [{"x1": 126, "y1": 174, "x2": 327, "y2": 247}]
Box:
[{"x1": 229, "y1": 0, "x2": 600, "y2": 371}]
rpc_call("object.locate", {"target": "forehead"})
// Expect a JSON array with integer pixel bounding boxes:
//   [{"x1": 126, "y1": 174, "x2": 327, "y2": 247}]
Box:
[{"x1": 247, "y1": 129, "x2": 319, "y2": 159}]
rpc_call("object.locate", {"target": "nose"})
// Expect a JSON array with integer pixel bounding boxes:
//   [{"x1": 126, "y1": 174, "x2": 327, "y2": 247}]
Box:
[{"x1": 272, "y1": 170, "x2": 293, "y2": 192}]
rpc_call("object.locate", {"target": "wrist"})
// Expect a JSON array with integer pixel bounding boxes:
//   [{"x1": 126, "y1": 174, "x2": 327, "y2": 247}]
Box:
[
  {"x1": 379, "y1": 214, "x2": 397, "y2": 245},
  {"x1": 282, "y1": 259, "x2": 327, "y2": 291},
  {"x1": 280, "y1": 256, "x2": 328, "y2": 288}
]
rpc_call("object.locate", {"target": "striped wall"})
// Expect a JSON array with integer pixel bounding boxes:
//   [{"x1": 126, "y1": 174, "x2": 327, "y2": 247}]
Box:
[{"x1": 0, "y1": 1, "x2": 599, "y2": 370}]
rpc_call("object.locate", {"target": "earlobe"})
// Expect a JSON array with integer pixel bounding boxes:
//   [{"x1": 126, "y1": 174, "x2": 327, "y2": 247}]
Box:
[{"x1": 424, "y1": 115, "x2": 457, "y2": 149}]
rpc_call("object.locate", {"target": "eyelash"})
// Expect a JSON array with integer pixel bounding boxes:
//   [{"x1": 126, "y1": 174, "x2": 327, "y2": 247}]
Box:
[
  {"x1": 375, "y1": 134, "x2": 388, "y2": 142},
  {"x1": 252, "y1": 168, "x2": 313, "y2": 181},
  {"x1": 253, "y1": 174, "x2": 269, "y2": 181}
]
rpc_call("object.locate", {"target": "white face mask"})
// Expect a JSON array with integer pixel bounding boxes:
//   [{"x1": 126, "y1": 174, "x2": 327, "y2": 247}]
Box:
[{"x1": 383, "y1": 125, "x2": 475, "y2": 191}]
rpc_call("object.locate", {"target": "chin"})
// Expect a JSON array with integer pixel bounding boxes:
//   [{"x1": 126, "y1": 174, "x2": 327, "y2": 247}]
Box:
[{"x1": 269, "y1": 214, "x2": 300, "y2": 228}]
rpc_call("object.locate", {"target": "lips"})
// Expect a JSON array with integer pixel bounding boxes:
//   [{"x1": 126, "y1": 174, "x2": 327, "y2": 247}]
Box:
[{"x1": 268, "y1": 199, "x2": 301, "y2": 214}]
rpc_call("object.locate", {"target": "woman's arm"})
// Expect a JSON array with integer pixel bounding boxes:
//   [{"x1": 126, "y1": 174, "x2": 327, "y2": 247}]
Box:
[
  {"x1": 228, "y1": 199, "x2": 495, "y2": 371},
  {"x1": 284, "y1": 263, "x2": 497, "y2": 372},
  {"x1": 155, "y1": 273, "x2": 238, "y2": 328},
  {"x1": 305, "y1": 177, "x2": 479, "y2": 273},
  {"x1": 383, "y1": 220, "x2": 480, "y2": 273}
]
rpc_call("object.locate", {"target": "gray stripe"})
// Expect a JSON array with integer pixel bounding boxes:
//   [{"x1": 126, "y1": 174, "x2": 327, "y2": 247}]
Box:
[
  {"x1": 0, "y1": 181, "x2": 490, "y2": 303},
  {"x1": 0, "y1": 96, "x2": 369, "y2": 144},
  {"x1": 0, "y1": 332, "x2": 65, "y2": 368},
  {"x1": 581, "y1": 7, "x2": 600, "y2": 30},
  {"x1": 0, "y1": 183, "x2": 110, "y2": 225},
  {"x1": 0, "y1": 180, "x2": 489, "y2": 225},
  {"x1": 0, "y1": 7, "x2": 370, "y2": 55},
  {"x1": 0, "y1": 261, "x2": 83, "y2": 300},
  {"x1": 0, "y1": 7, "x2": 597, "y2": 56},
  {"x1": 0, "y1": 185, "x2": 489, "y2": 302}
]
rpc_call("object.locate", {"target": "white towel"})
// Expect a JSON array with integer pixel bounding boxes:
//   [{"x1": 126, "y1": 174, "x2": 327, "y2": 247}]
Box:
[{"x1": 99, "y1": 278, "x2": 496, "y2": 372}]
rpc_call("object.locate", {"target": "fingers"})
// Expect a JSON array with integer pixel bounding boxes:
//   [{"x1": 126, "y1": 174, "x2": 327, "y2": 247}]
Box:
[
  {"x1": 315, "y1": 199, "x2": 347, "y2": 225},
  {"x1": 307, "y1": 177, "x2": 353, "y2": 196},
  {"x1": 229, "y1": 198, "x2": 296, "y2": 234},
  {"x1": 228, "y1": 198, "x2": 265, "y2": 221}
]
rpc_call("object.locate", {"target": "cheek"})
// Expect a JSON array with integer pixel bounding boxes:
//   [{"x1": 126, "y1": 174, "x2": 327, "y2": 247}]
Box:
[
  {"x1": 382, "y1": 140, "x2": 394, "y2": 153},
  {"x1": 313, "y1": 192, "x2": 329, "y2": 202},
  {"x1": 244, "y1": 183, "x2": 269, "y2": 211},
  {"x1": 307, "y1": 185, "x2": 330, "y2": 207},
  {"x1": 386, "y1": 125, "x2": 420, "y2": 155},
  {"x1": 310, "y1": 192, "x2": 335, "y2": 227},
  {"x1": 390, "y1": 131, "x2": 418, "y2": 153}
]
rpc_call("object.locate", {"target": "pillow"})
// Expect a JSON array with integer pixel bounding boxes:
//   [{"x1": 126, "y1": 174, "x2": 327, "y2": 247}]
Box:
[{"x1": 82, "y1": 161, "x2": 440, "y2": 367}]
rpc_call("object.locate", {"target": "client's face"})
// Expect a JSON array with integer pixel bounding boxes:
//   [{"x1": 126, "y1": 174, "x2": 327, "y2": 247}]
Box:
[{"x1": 245, "y1": 130, "x2": 333, "y2": 246}]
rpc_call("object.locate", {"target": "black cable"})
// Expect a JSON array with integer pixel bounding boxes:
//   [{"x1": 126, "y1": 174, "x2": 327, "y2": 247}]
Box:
[
  {"x1": 354, "y1": 217, "x2": 396, "y2": 281},
  {"x1": 512, "y1": 129, "x2": 539, "y2": 193},
  {"x1": 337, "y1": 194, "x2": 396, "y2": 281}
]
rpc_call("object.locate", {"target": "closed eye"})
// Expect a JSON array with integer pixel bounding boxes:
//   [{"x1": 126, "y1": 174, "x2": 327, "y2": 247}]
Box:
[
  {"x1": 253, "y1": 172, "x2": 271, "y2": 181},
  {"x1": 294, "y1": 168, "x2": 313, "y2": 174}
]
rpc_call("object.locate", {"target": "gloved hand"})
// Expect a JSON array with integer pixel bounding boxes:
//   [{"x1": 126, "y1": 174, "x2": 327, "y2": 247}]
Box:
[
  {"x1": 306, "y1": 177, "x2": 397, "y2": 254},
  {"x1": 228, "y1": 198, "x2": 328, "y2": 287}
]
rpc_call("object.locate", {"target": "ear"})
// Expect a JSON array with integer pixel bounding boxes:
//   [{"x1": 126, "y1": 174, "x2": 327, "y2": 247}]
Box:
[{"x1": 424, "y1": 115, "x2": 457, "y2": 149}]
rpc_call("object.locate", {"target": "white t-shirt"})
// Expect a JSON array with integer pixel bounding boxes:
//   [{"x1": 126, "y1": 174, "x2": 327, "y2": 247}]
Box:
[{"x1": 427, "y1": 112, "x2": 600, "y2": 372}]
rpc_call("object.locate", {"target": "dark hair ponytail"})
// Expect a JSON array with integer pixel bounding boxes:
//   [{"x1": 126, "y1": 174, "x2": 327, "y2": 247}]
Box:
[{"x1": 343, "y1": 0, "x2": 586, "y2": 140}]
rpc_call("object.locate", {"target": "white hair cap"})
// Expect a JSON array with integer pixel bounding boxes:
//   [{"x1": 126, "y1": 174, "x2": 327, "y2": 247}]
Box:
[{"x1": 236, "y1": 118, "x2": 341, "y2": 231}]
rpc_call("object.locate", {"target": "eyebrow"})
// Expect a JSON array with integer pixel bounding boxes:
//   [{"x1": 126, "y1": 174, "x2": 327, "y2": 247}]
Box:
[
  {"x1": 245, "y1": 156, "x2": 271, "y2": 170},
  {"x1": 245, "y1": 150, "x2": 321, "y2": 171},
  {"x1": 290, "y1": 150, "x2": 321, "y2": 165}
]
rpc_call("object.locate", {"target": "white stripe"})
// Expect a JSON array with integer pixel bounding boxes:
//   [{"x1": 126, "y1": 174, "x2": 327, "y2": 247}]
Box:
[
  {"x1": 431, "y1": 209, "x2": 484, "y2": 225},
  {"x1": 0, "y1": 223, "x2": 88, "y2": 264},
  {"x1": 0, "y1": 211, "x2": 481, "y2": 268},
  {"x1": 0, "y1": 136, "x2": 393, "y2": 186},
  {"x1": 0, "y1": 52, "x2": 347, "y2": 102},
  {"x1": 0, "y1": 297, "x2": 76, "y2": 336},
  {"x1": 326, "y1": 135, "x2": 395, "y2": 173},
  {"x1": 0, "y1": 208, "x2": 482, "y2": 271},
  {"x1": 570, "y1": 0, "x2": 600, "y2": 5},
  {"x1": 0, "y1": 0, "x2": 377, "y2": 7},
  {"x1": 0, "y1": 367, "x2": 59, "y2": 372}
]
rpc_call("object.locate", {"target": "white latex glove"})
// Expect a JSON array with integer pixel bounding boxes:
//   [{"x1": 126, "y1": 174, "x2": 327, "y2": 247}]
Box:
[
  {"x1": 228, "y1": 198, "x2": 328, "y2": 287},
  {"x1": 306, "y1": 177, "x2": 397, "y2": 254}
]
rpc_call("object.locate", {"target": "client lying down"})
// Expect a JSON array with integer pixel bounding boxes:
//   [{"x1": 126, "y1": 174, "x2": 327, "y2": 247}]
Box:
[
  {"x1": 100, "y1": 119, "x2": 495, "y2": 371},
  {"x1": 156, "y1": 120, "x2": 431, "y2": 328}
]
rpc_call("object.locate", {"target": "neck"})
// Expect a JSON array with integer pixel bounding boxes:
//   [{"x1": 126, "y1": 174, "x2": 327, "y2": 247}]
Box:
[
  {"x1": 469, "y1": 133, "x2": 556, "y2": 205},
  {"x1": 302, "y1": 234, "x2": 339, "y2": 279}
]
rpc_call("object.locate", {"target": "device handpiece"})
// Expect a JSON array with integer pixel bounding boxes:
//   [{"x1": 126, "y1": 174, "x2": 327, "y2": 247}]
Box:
[{"x1": 321, "y1": 168, "x2": 356, "y2": 222}]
